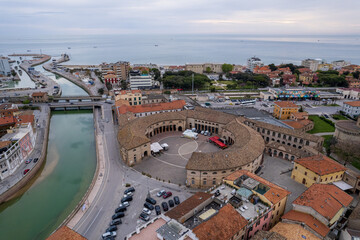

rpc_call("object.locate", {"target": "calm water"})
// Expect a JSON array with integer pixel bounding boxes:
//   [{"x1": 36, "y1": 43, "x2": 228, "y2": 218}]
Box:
[
  {"x1": 1, "y1": 34, "x2": 360, "y2": 65},
  {"x1": 0, "y1": 111, "x2": 96, "y2": 240}
]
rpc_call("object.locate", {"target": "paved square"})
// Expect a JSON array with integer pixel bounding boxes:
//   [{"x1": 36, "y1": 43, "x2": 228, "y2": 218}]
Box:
[
  {"x1": 259, "y1": 155, "x2": 307, "y2": 212},
  {"x1": 134, "y1": 131, "x2": 220, "y2": 185}
]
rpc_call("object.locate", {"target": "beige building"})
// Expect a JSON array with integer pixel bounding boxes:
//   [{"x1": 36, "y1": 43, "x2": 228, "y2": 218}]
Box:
[
  {"x1": 334, "y1": 118, "x2": 360, "y2": 143},
  {"x1": 100, "y1": 61, "x2": 130, "y2": 81},
  {"x1": 185, "y1": 63, "x2": 223, "y2": 74},
  {"x1": 32, "y1": 92, "x2": 48, "y2": 103},
  {"x1": 115, "y1": 90, "x2": 142, "y2": 106}
]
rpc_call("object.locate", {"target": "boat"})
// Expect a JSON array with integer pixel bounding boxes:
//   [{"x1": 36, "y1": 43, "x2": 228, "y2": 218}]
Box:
[
  {"x1": 93, "y1": 46, "x2": 97, "y2": 48},
  {"x1": 155, "y1": 44, "x2": 158, "y2": 47},
  {"x1": 68, "y1": 47, "x2": 71, "y2": 49},
  {"x1": 27, "y1": 50, "x2": 31, "y2": 52}
]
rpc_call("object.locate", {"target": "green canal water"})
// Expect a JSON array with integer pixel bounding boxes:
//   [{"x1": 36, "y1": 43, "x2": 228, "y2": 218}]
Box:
[{"x1": 0, "y1": 66, "x2": 96, "y2": 239}]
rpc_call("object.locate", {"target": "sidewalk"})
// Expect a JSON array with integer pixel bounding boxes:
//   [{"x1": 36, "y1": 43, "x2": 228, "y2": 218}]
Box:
[{"x1": 66, "y1": 110, "x2": 106, "y2": 229}]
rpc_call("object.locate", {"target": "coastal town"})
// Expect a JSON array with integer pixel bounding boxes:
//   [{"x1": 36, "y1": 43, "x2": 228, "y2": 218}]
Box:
[{"x1": 0, "y1": 53, "x2": 360, "y2": 240}]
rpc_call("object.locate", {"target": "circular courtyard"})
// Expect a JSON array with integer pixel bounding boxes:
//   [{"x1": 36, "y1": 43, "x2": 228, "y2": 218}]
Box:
[{"x1": 133, "y1": 131, "x2": 220, "y2": 185}]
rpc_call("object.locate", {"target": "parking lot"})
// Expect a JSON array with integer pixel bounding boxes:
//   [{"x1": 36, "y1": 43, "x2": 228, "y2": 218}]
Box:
[
  {"x1": 102, "y1": 182, "x2": 192, "y2": 239},
  {"x1": 258, "y1": 155, "x2": 307, "y2": 212},
  {"x1": 134, "y1": 131, "x2": 220, "y2": 185}
]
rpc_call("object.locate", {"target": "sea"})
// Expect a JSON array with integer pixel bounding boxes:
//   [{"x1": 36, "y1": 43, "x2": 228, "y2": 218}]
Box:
[{"x1": 1, "y1": 34, "x2": 360, "y2": 66}]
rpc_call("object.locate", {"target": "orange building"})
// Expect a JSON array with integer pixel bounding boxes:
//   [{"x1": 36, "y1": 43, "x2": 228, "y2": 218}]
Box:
[{"x1": 273, "y1": 101, "x2": 299, "y2": 120}]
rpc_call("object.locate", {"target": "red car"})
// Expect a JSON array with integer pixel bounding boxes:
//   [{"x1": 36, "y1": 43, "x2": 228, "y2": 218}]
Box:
[
  {"x1": 23, "y1": 169, "x2": 30, "y2": 175},
  {"x1": 163, "y1": 192, "x2": 172, "y2": 199}
]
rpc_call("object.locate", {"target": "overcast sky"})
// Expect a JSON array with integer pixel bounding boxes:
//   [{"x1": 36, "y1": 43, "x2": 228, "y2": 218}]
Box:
[{"x1": 1, "y1": 0, "x2": 360, "y2": 36}]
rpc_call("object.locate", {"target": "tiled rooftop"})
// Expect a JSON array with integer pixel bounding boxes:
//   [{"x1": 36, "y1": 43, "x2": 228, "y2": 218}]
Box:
[
  {"x1": 294, "y1": 154, "x2": 346, "y2": 176},
  {"x1": 192, "y1": 204, "x2": 248, "y2": 240},
  {"x1": 271, "y1": 222, "x2": 321, "y2": 240},
  {"x1": 293, "y1": 184, "x2": 353, "y2": 221},
  {"x1": 274, "y1": 101, "x2": 299, "y2": 108},
  {"x1": 46, "y1": 226, "x2": 87, "y2": 240}
]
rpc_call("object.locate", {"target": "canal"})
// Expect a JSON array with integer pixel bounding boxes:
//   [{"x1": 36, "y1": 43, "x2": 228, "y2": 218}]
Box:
[{"x1": 0, "y1": 61, "x2": 96, "y2": 239}]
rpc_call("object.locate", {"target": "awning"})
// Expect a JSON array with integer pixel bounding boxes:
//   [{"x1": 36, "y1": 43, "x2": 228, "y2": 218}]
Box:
[{"x1": 332, "y1": 181, "x2": 353, "y2": 191}]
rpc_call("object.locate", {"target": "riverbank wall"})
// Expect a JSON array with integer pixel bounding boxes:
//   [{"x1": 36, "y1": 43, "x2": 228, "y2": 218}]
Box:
[
  {"x1": 43, "y1": 56, "x2": 94, "y2": 96},
  {"x1": 54, "y1": 106, "x2": 102, "y2": 230},
  {"x1": 0, "y1": 107, "x2": 51, "y2": 204}
]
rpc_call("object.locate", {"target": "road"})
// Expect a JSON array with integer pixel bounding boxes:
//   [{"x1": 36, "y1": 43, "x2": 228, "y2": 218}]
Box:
[
  {"x1": 73, "y1": 103, "x2": 192, "y2": 240},
  {"x1": 0, "y1": 105, "x2": 49, "y2": 195}
]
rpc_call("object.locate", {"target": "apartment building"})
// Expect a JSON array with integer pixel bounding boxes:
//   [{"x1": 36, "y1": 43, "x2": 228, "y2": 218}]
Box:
[
  {"x1": 0, "y1": 56, "x2": 11, "y2": 76},
  {"x1": 342, "y1": 101, "x2": 360, "y2": 118},
  {"x1": 99, "y1": 61, "x2": 130, "y2": 81},
  {"x1": 115, "y1": 90, "x2": 142, "y2": 106},
  {"x1": 273, "y1": 101, "x2": 299, "y2": 120}
]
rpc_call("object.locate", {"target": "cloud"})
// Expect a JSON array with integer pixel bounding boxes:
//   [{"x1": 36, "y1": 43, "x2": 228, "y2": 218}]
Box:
[{"x1": 0, "y1": 0, "x2": 359, "y2": 36}]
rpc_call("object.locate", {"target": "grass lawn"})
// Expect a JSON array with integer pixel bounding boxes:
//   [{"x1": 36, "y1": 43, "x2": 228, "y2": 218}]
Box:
[
  {"x1": 307, "y1": 115, "x2": 335, "y2": 134},
  {"x1": 332, "y1": 114, "x2": 348, "y2": 120},
  {"x1": 352, "y1": 160, "x2": 360, "y2": 170}
]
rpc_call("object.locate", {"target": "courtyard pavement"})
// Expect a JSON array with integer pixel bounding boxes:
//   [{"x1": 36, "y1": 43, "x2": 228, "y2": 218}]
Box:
[
  {"x1": 134, "y1": 131, "x2": 219, "y2": 185},
  {"x1": 259, "y1": 155, "x2": 307, "y2": 212}
]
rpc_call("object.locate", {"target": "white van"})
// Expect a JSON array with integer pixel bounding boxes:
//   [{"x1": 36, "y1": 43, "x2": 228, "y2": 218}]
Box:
[{"x1": 102, "y1": 231, "x2": 116, "y2": 239}]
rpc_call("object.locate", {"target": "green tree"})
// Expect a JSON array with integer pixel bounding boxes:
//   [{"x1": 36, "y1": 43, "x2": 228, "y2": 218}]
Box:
[
  {"x1": 151, "y1": 68, "x2": 161, "y2": 80},
  {"x1": 120, "y1": 81, "x2": 127, "y2": 90},
  {"x1": 98, "y1": 88, "x2": 104, "y2": 95},
  {"x1": 205, "y1": 67, "x2": 212, "y2": 74},
  {"x1": 222, "y1": 63, "x2": 233, "y2": 73},
  {"x1": 106, "y1": 82, "x2": 113, "y2": 90},
  {"x1": 352, "y1": 71, "x2": 360, "y2": 79},
  {"x1": 142, "y1": 70, "x2": 149, "y2": 75},
  {"x1": 268, "y1": 64, "x2": 277, "y2": 71}
]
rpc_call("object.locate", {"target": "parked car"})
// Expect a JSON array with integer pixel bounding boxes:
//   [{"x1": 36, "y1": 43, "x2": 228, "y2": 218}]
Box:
[
  {"x1": 121, "y1": 195, "x2": 133, "y2": 203},
  {"x1": 115, "y1": 206, "x2": 127, "y2": 213},
  {"x1": 168, "y1": 199, "x2": 175, "y2": 208},
  {"x1": 146, "y1": 197, "x2": 157, "y2": 205},
  {"x1": 106, "y1": 225, "x2": 117, "y2": 232},
  {"x1": 144, "y1": 202, "x2": 154, "y2": 210},
  {"x1": 156, "y1": 190, "x2": 166, "y2": 197},
  {"x1": 124, "y1": 187, "x2": 135, "y2": 194},
  {"x1": 23, "y1": 169, "x2": 30, "y2": 175},
  {"x1": 112, "y1": 212, "x2": 124, "y2": 220},
  {"x1": 163, "y1": 192, "x2": 172, "y2": 199},
  {"x1": 102, "y1": 232, "x2": 116, "y2": 239},
  {"x1": 155, "y1": 205, "x2": 161, "y2": 215},
  {"x1": 142, "y1": 207, "x2": 151, "y2": 215},
  {"x1": 139, "y1": 212, "x2": 150, "y2": 221},
  {"x1": 33, "y1": 158, "x2": 39, "y2": 163},
  {"x1": 119, "y1": 202, "x2": 129, "y2": 208},
  {"x1": 174, "y1": 196, "x2": 180, "y2": 205},
  {"x1": 161, "y1": 202, "x2": 169, "y2": 211},
  {"x1": 124, "y1": 191, "x2": 134, "y2": 197},
  {"x1": 25, "y1": 159, "x2": 32, "y2": 164},
  {"x1": 110, "y1": 219, "x2": 122, "y2": 226}
]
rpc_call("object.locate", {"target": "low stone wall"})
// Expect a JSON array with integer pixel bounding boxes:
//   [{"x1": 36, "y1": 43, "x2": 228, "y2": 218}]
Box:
[{"x1": 0, "y1": 108, "x2": 50, "y2": 204}]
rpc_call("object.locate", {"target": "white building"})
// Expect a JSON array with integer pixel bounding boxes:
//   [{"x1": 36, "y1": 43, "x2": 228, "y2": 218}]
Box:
[
  {"x1": 0, "y1": 56, "x2": 11, "y2": 76},
  {"x1": 129, "y1": 74, "x2": 154, "y2": 90},
  {"x1": 342, "y1": 101, "x2": 360, "y2": 119},
  {"x1": 0, "y1": 123, "x2": 36, "y2": 180},
  {"x1": 301, "y1": 59, "x2": 322, "y2": 72},
  {"x1": 332, "y1": 60, "x2": 350, "y2": 70},
  {"x1": 336, "y1": 88, "x2": 360, "y2": 100},
  {"x1": 247, "y1": 57, "x2": 263, "y2": 72}
]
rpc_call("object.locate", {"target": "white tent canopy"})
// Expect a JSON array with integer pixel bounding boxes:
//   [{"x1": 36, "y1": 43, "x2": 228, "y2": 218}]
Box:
[
  {"x1": 151, "y1": 142, "x2": 163, "y2": 153},
  {"x1": 182, "y1": 129, "x2": 198, "y2": 140},
  {"x1": 332, "y1": 181, "x2": 353, "y2": 191}
]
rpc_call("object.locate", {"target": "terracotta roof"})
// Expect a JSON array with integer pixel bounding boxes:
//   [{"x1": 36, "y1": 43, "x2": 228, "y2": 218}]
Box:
[
  {"x1": 192, "y1": 204, "x2": 248, "y2": 240},
  {"x1": 291, "y1": 112, "x2": 308, "y2": 119},
  {"x1": 282, "y1": 210, "x2": 330, "y2": 237},
  {"x1": 119, "y1": 90, "x2": 141, "y2": 95},
  {"x1": 294, "y1": 154, "x2": 346, "y2": 176},
  {"x1": 224, "y1": 170, "x2": 291, "y2": 205},
  {"x1": 0, "y1": 141, "x2": 11, "y2": 149},
  {"x1": 103, "y1": 73, "x2": 117, "y2": 79},
  {"x1": 0, "y1": 103, "x2": 15, "y2": 110},
  {"x1": 274, "y1": 101, "x2": 299, "y2": 108},
  {"x1": 165, "y1": 192, "x2": 212, "y2": 221},
  {"x1": 15, "y1": 114, "x2": 34, "y2": 126},
  {"x1": 117, "y1": 100, "x2": 186, "y2": 114},
  {"x1": 46, "y1": 226, "x2": 87, "y2": 240},
  {"x1": 282, "y1": 119, "x2": 312, "y2": 129},
  {"x1": 252, "y1": 230, "x2": 286, "y2": 240},
  {"x1": 344, "y1": 101, "x2": 360, "y2": 107},
  {"x1": 293, "y1": 184, "x2": 353, "y2": 221},
  {"x1": 271, "y1": 222, "x2": 321, "y2": 240},
  {"x1": 32, "y1": 92, "x2": 47, "y2": 97},
  {"x1": 238, "y1": 117, "x2": 323, "y2": 143},
  {"x1": 0, "y1": 116, "x2": 16, "y2": 126}
]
